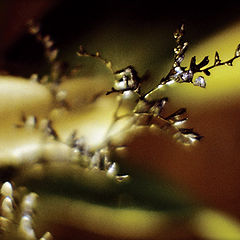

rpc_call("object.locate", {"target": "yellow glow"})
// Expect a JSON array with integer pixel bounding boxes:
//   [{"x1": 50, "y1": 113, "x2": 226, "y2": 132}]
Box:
[
  {"x1": 57, "y1": 77, "x2": 111, "y2": 110},
  {"x1": 52, "y1": 95, "x2": 119, "y2": 148},
  {"x1": 0, "y1": 76, "x2": 53, "y2": 123},
  {"x1": 12, "y1": 143, "x2": 41, "y2": 163},
  {"x1": 193, "y1": 209, "x2": 240, "y2": 240},
  {"x1": 0, "y1": 129, "x2": 43, "y2": 166}
]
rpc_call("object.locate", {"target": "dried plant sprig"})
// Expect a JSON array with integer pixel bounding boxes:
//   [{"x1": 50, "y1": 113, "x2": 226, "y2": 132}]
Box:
[
  {"x1": 17, "y1": 23, "x2": 240, "y2": 186},
  {"x1": 104, "y1": 24, "x2": 240, "y2": 145},
  {"x1": 27, "y1": 20, "x2": 70, "y2": 90},
  {"x1": 63, "y1": 130, "x2": 129, "y2": 181},
  {"x1": 1, "y1": 20, "x2": 239, "y2": 240},
  {"x1": 0, "y1": 182, "x2": 52, "y2": 240},
  {"x1": 192, "y1": 47, "x2": 240, "y2": 75},
  {"x1": 132, "y1": 99, "x2": 202, "y2": 145},
  {"x1": 167, "y1": 24, "x2": 240, "y2": 85},
  {"x1": 77, "y1": 45, "x2": 113, "y2": 73},
  {"x1": 141, "y1": 24, "x2": 240, "y2": 99}
]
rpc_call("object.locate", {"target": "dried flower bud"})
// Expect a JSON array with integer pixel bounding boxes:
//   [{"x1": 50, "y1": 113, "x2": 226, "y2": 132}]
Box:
[
  {"x1": 173, "y1": 118, "x2": 188, "y2": 126},
  {"x1": 21, "y1": 193, "x2": 38, "y2": 215},
  {"x1": 43, "y1": 35, "x2": 54, "y2": 48},
  {"x1": 1, "y1": 182, "x2": 13, "y2": 198},
  {"x1": 166, "y1": 108, "x2": 187, "y2": 122},
  {"x1": 193, "y1": 76, "x2": 206, "y2": 88},
  {"x1": 89, "y1": 151, "x2": 100, "y2": 169},
  {"x1": 19, "y1": 215, "x2": 36, "y2": 240},
  {"x1": 235, "y1": 43, "x2": 240, "y2": 57},
  {"x1": 2, "y1": 197, "x2": 13, "y2": 220},
  {"x1": 181, "y1": 70, "x2": 193, "y2": 82},
  {"x1": 214, "y1": 51, "x2": 221, "y2": 65},
  {"x1": 169, "y1": 66, "x2": 183, "y2": 81},
  {"x1": 56, "y1": 89, "x2": 67, "y2": 102},
  {"x1": 40, "y1": 232, "x2": 53, "y2": 240},
  {"x1": 174, "y1": 132, "x2": 196, "y2": 145},
  {"x1": 30, "y1": 73, "x2": 39, "y2": 82},
  {"x1": 116, "y1": 175, "x2": 130, "y2": 183},
  {"x1": 107, "y1": 162, "x2": 118, "y2": 178},
  {"x1": 28, "y1": 21, "x2": 40, "y2": 35},
  {"x1": 173, "y1": 24, "x2": 185, "y2": 43},
  {"x1": 48, "y1": 49, "x2": 58, "y2": 62},
  {"x1": 114, "y1": 66, "x2": 140, "y2": 92},
  {"x1": 0, "y1": 216, "x2": 10, "y2": 232}
]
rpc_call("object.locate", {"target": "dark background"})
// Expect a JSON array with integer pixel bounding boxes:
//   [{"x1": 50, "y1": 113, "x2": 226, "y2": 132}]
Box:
[{"x1": 1, "y1": 0, "x2": 240, "y2": 77}]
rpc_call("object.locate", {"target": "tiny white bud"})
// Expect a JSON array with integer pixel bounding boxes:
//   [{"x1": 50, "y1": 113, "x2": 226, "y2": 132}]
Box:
[
  {"x1": 39, "y1": 119, "x2": 49, "y2": 132},
  {"x1": 107, "y1": 162, "x2": 118, "y2": 178},
  {"x1": 43, "y1": 35, "x2": 54, "y2": 48},
  {"x1": 0, "y1": 216, "x2": 10, "y2": 232},
  {"x1": 193, "y1": 76, "x2": 206, "y2": 88},
  {"x1": 166, "y1": 80, "x2": 175, "y2": 85},
  {"x1": 28, "y1": 25, "x2": 40, "y2": 35},
  {"x1": 30, "y1": 73, "x2": 39, "y2": 82},
  {"x1": 21, "y1": 193, "x2": 38, "y2": 214},
  {"x1": 173, "y1": 119, "x2": 187, "y2": 126},
  {"x1": 70, "y1": 148, "x2": 81, "y2": 163},
  {"x1": 89, "y1": 151, "x2": 100, "y2": 169},
  {"x1": 56, "y1": 90, "x2": 67, "y2": 102},
  {"x1": 123, "y1": 90, "x2": 134, "y2": 99},
  {"x1": 48, "y1": 49, "x2": 58, "y2": 62},
  {"x1": 181, "y1": 70, "x2": 193, "y2": 82},
  {"x1": 2, "y1": 197, "x2": 13, "y2": 220},
  {"x1": 115, "y1": 80, "x2": 127, "y2": 90},
  {"x1": 25, "y1": 116, "x2": 37, "y2": 129},
  {"x1": 19, "y1": 215, "x2": 36, "y2": 240},
  {"x1": 235, "y1": 44, "x2": 240, "y2": 57},
  {"x1": 116, "y1": 175, "x2": 129, "y2": 183},
  {"x1": 174, "y1": 66, "x2": 183, "y2": 74},
  {"x1": 1, "y1": 182, "x2": 13, "y2": 198},
  {"x1": 40, "y1": 232, "x2": 53, "y2": 240}
]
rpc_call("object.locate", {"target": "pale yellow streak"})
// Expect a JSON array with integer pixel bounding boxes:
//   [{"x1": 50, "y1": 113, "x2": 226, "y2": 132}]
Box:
[
  {"x1": 193, "y1": 209, "x2": 240, "y2": 240},
  {"x1": 39, "y1": 196, "x2": 169, "y2": 239}
]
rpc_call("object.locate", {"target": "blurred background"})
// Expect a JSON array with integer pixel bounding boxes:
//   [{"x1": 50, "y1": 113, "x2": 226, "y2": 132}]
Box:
[{"x1": 1, "y1": 0, "x2": 240, "y2": 239}]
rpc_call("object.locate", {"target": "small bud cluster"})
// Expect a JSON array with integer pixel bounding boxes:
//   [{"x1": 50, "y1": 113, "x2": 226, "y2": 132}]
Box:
[
  {"x1": 26, "y1": 22, "x2": 240, "y2": 148},
  {"x1": 103, "y1": 24, "x2": 240, "y2": 145},
  {"x1": 77, "y1": 45, "x2": 113, "y2": 72},
  {"x1": 27, "y1": 20, "x2": 58, "y2": 63},
  {"x1": 0, "y1": 182, "x2": 52, "y2": 240},
  {"x1": 160, "y1": 24, "x2": 240, "y2": 88},
  {"x1": 106, "y1": 66, "x2": 141, "y2": 95},
  {"x1": 15, "y1": 115, "x2": 129, "y2": 182},
  {"x1": 66, "y1": 131, "x2": 129, "y2": 181},
  {"x1": 16, "y1": 115, "x2": 59, "y2": 140}
]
